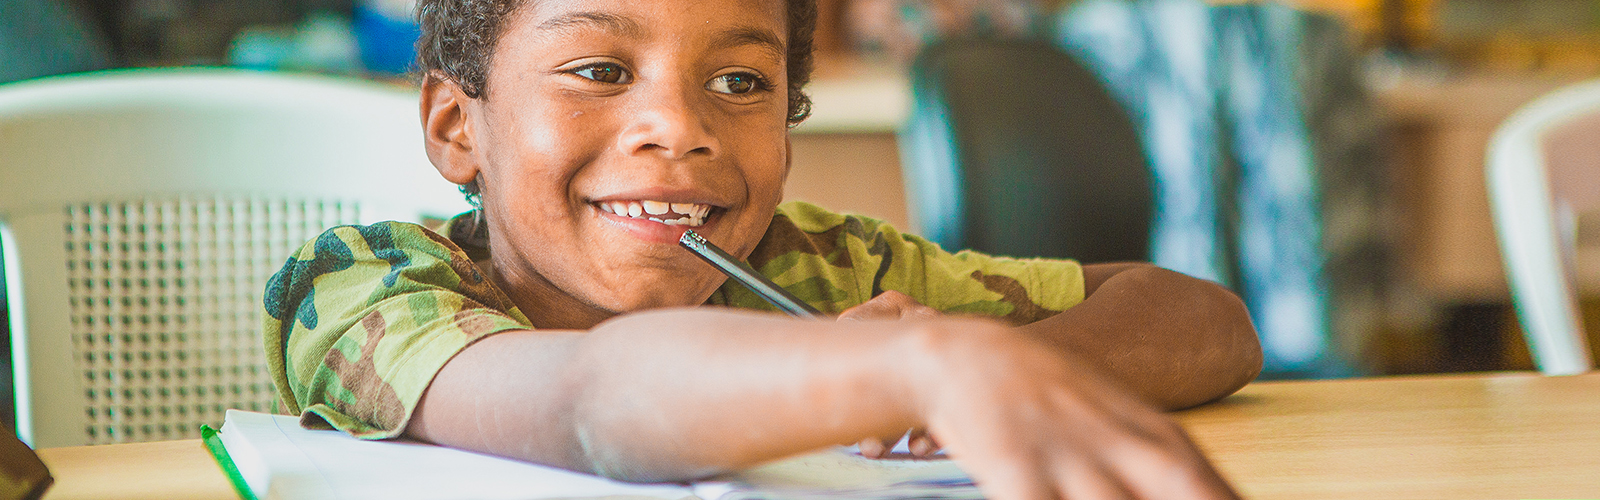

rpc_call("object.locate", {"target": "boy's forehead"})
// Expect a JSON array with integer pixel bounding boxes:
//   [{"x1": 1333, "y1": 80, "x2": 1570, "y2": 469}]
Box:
[{"x1": 511, "y1": 0, "x2": 789, "y2": 39}]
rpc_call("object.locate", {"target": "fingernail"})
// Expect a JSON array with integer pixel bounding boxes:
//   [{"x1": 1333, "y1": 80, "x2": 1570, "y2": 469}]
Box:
[
  {"x1": 859, "y1": 440, "x2": 882, "y2": 458},
  {"x1": 910, "y1": 437, "x2": 931, "y2": 457}
]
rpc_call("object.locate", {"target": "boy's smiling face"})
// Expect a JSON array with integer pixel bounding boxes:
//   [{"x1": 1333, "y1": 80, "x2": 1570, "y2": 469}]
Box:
[{"x1": 425, "y1": 0, "x2": 794, "y2": 328}]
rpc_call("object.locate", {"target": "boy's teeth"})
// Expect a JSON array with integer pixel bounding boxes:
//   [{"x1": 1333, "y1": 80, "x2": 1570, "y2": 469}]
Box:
[
  {"x1": 646, "y1": 216, "x2": 695, "y2": 226},
  {"x1": 600, "y1": 200, "x2": 712, "y2": 227}
]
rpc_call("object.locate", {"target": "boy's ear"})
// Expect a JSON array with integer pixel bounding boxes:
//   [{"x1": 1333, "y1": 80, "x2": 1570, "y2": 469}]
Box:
[
  {"x1": 420, "y1": 72, "x2": 482, "y2": 185},
  {"x1": 782, "y1": 136, "x2": 793, "y2": 184}
]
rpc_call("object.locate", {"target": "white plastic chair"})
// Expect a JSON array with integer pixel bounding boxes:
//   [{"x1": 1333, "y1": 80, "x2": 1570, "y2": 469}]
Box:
[
  {"x1": 1487, "y1": 80, "x2": 1600, "y2": 376},
  {"x1": 0, "y1": 68, "x2": 469, "y2": 448}
]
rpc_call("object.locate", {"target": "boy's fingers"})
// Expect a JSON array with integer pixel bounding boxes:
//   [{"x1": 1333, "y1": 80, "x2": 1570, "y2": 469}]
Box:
[
  {"x1": 838, "y1": 291, "x2": 942, "y2": 321},
  {"x1": 899, "y1": 301, "x2": 941, "y2": 321},
  {"x1": 857, "y1": 437, "x2": 888, "y2": 459},
  {"x1": 1117, "y1": 434, "x2": 1241, "y2": 500},
  {"x1": 838, "y1": 300, "x2": 898, "y2": 321},
  {"x1": 1060, "y1": 464, "x2": 1136, "y2": 500},
  {"x1": 838, "y1": 291, "x2": 913, "y2": 321},
  {"x1": 908, "y1": 429, "x2": 941, "y2": 457}
]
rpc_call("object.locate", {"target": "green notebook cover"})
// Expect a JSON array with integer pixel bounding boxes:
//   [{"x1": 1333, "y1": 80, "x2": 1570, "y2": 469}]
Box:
[{"x1": 200, "y1": 424, "x2": 261, "y2": 500}]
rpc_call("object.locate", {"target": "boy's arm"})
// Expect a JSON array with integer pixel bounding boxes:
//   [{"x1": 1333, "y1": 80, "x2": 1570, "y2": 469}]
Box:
[
  {"x1": 844, "y1": 263, "x2": 1261, "y2": 411},
  {"x1": 812, "y1": 210, "x2": 1258, "y2": 410},
  {"x1": 404, "y1": 308, "x2": 1239, "y2": 499},
  {"x1": 1017, "y1": 263, "x2": 1263, "y2": 410}
]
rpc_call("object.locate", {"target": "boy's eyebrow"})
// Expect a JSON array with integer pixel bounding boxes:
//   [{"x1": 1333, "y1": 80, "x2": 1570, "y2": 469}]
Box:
[
  {"x1": 710, "y1": 26, "x2": 786, "y2": 63},
  {"x1": 535, "y1": 12, "x2": 783, "y2": 63},
  {"x1": 536, "y1": 11, "x2": 644, "y2": 38}
]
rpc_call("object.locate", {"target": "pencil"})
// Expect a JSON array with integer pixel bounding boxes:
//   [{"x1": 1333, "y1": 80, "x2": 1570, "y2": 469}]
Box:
[{"x1": 679, "y1": 229, "x2": 824, "y2": 318}]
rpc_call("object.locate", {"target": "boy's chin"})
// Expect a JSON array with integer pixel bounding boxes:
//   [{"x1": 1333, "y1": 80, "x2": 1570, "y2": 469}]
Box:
[
  {"x1": 586, "y1": 279, "x2": 720, "y2": 313},
  {"x1": 598, "y1": 297, "x2": 710, "y2": 315}
]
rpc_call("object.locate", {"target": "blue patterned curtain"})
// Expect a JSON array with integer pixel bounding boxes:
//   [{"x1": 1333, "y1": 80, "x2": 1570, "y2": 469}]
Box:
[{"x1": 1058, "y1": 0, "x2": 1351, "y2": 377}]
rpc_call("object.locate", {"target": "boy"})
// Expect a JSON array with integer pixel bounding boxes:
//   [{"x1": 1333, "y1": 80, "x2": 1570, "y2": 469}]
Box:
[{"x1": 263, "y1": 0, "x2": 1262, "y2": 498}]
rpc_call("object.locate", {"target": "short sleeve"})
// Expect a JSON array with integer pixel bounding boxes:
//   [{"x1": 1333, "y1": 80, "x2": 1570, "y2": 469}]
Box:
[
  {"x1": 261, "y1": 222, "x2": 531, "y2": 439},
  {"x1": 712, "y1": 201, "x2": 1085, "y2": 324}
]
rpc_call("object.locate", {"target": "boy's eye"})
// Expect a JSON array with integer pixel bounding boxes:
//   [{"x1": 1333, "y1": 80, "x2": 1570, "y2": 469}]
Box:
[
  {"x1": 572, "y1": 63, "x2": 629, "y2": 84},
  {"x1": 707, "y1": 72, "x2": 766, "y2": 95}
]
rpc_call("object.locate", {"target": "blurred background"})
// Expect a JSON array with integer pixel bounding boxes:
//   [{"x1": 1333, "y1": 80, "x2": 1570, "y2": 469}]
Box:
[{"x1": 5, "y1": 0, "x2": 1600, "y2": 431}]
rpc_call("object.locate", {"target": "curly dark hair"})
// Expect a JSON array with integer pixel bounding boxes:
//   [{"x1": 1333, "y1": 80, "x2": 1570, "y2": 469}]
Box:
[{"x1": 415, "y1": 0, "x2": 816, "y2": 125}]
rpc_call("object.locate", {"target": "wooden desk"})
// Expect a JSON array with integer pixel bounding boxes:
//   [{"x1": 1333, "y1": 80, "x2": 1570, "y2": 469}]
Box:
[
  {"x1": 32, "y1": 372, "x2": 1600, "y2": 500},
  {"x1": 36, "y1": 438, "x2": 236, "y2": 500},
  {"x1": 1180, "y1": 371, "x2": 1600, "y2": 499}
]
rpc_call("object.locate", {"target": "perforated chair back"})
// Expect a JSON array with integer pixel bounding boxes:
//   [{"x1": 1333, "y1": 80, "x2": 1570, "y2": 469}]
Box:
[
  {"x1": 1487, "y1": 79, "x2": 1600, "y2": 376},
  {"x1": 0, "y1": 68, "x2": 469, "y2": 447}
]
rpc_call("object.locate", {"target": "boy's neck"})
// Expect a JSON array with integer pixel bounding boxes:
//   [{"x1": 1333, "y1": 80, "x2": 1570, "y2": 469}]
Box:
[{"x1": 488, "y1": 260, "x2": 618, "y2": 330}]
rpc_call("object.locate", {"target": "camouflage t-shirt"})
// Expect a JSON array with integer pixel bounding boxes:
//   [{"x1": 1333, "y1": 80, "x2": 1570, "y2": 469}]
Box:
[{"x1": 262, "y1": 201, "x2": 1085, "y2": 439}]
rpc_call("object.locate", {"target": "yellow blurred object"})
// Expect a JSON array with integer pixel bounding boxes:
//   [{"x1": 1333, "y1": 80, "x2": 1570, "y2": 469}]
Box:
[
  {"x1": 1256, "y1": 0, "x2": 1436, "y2": 42},
  {"x1": 1481, "y1": 34, "x2": 1544, "y2": 73}
]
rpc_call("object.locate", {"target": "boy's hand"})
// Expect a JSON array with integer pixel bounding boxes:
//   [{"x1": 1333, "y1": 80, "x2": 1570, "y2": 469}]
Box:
[
  {"x1": 903, "y1": 319, "x2": 1240, "y2": 500},
  {"x1": 841, "y1": 292, "x2": 1239, "y2": 497},
  {"x1": 839, "y1": 291, "x2": 943, "y2": 458},
  {"x1": 856, "y1": 428, "x2": 942, "y2": 459},
  {"x1": 837, "y1": 290, "x2": 942, "y2": 321}
]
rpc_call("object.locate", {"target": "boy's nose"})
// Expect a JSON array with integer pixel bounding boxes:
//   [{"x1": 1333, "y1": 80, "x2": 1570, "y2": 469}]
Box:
[{"x1": 616, "y1": 81, "x2": 721, "y2": 161}]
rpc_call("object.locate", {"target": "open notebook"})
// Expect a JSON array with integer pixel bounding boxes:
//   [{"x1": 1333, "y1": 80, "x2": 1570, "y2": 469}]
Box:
[{"x1": 206, "y1": 410, "x2": 982, "y2": 500}]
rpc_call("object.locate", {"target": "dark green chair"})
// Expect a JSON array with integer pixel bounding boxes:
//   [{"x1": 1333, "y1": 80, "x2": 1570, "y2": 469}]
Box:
[{"x1": 900, "y1": 38, "x2": 1153, "y2": 263}]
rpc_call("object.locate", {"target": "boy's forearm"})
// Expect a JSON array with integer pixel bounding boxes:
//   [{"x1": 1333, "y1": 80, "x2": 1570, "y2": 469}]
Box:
[
  {"x1": 405, "y1": 308, "x2": 926, "y2": 482},
  {"x1": 1017, "y1": 265, "x2": 1263, "y2": 410}
]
